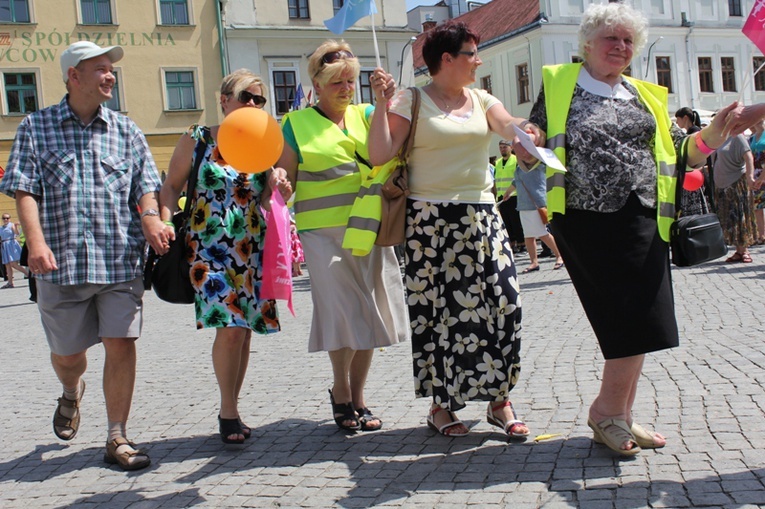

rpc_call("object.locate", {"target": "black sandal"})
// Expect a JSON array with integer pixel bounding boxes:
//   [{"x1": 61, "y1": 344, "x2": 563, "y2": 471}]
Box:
[
  {"x1": 357, "y1": 407, "x2": 383, "y2": 431},
  {"x1": 218, "y1": 415, "x2": 245, "y2": 444},
  {"x1": 238, "y1": 418, "x2": 251, "y2": 439},
  {"x1": 329, "y1": 389, "x2": 360, "y2": 431}
]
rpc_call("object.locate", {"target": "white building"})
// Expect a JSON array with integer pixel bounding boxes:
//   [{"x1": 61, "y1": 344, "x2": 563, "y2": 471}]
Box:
[
  {"x1": 411, "y1": 0, "x2": 765, "y2": 135},
  {"x1": 222, "y1": 0, "x2": 416, "y2": 119}
]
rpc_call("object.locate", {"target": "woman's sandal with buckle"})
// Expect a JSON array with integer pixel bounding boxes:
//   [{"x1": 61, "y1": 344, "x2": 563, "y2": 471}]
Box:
[
  {"x1": 357, "y1": 407, "x2": 383, "y2": 431},
  {"x1": 329, "y1": 389, "x2": 360, "y2": 431},
  {"x1": 487, "y1": 401, "x2": 530, "y2": 438},
  {"x1": 104, "y1": 437, "x2": 151, "y2": 471},
  {"x1": 218, "y1": 415, "x2": 246, "y2": 444},
  {"x1": 426, "y1": 406, "x2": 469, "y2": 437},
  {"x1": 53, "y1": 380, "x2": 85, "y2": 441},
  {"x1": 588, "y1": 417, "x2": 641, "y2": 456}
]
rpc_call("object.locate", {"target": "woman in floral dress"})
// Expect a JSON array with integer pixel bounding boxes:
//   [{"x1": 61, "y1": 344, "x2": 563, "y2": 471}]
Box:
[{"x1": 160, "y1": 69, "x2": 290, "y2": 444}]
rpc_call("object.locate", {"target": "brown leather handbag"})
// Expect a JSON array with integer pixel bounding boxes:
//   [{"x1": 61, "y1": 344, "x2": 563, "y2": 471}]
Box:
[{"x1": 376, "y1": 87, "x2": 421, "y2": 247}]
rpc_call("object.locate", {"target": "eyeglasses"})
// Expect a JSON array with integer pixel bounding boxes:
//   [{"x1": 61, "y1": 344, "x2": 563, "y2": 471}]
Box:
[
  {"x1": 456, "y1": 50, "x2": 477, "y2": 58},
  {"x1": 321, "y1": 50, "x2": 355, "y2": 65},
  {"x1": 237, "y1": 91, "x2": 267, "y2": 108}
]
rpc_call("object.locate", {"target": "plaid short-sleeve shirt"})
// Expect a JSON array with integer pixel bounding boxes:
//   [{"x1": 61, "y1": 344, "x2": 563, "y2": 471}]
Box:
[{"x1": 0, "y1": 96, "x2": 161, "y2": 285}]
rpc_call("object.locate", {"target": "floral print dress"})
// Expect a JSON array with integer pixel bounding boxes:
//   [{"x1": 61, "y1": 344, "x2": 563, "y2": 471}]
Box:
[{"x1": 186, "y1": 125, "x2": 280, "y2": 333}]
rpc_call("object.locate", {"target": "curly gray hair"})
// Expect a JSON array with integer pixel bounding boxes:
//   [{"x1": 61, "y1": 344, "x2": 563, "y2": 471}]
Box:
[{"x1": 578, "y1": 2, "x2": 648, "y2": 61}]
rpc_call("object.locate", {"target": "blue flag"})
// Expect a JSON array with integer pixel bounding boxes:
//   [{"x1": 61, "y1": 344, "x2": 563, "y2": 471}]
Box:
[
  {"x1": 292, "y1": 83, "x2": 305, "y2": 110},
  {"x1": 324, "y1": 0, "x2": 377, "y2": 35}
]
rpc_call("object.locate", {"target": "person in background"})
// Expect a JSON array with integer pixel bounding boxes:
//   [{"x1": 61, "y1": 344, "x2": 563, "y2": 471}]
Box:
[
  {"x1": 676, "y1": 107, "x2": 710, "y2": 216},
  {"x1": 160, "y1": 69, "x2": 290, "y2": 444},
  {"x1": 748, "y1": 120, "x2": 765, "y2": 245},
  {"x1": 713, "y1": 134, "x2": 757, "y2": 263},
  {"x1": 515, "y1": 2, "x2": 738, "y2": 455},
  {"x1": 495, "y1": 140, "x2": 525, "y2": 253},
  {"x1": 0, "y1": 41, "x2": 171, "y2": 471},
  {"x1": 675, "y1": 107, "x2": 701, "y2": 135},
  {"x1": 1, "y1": 213, "x2": 29, "y2": 288},
  {"x1": 369, "y1": 21, "x2": 544, "y2": 437},
  {"x1": 275, "y1": 40, "x2": 408, "y2": 433}
]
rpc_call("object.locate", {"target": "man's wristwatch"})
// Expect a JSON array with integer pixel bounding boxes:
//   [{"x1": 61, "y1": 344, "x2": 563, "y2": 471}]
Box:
[{"x1": 140, "y1": 208, "x2": 160, "y2": 219}]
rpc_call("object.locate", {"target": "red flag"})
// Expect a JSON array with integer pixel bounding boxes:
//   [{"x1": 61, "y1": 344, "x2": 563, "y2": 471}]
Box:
[{"x1": 743, "y1": 0, "x2": 765, "y2": 54}]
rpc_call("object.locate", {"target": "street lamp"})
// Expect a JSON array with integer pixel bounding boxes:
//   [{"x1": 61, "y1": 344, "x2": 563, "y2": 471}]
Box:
[
  {"x1": 399, "y1": 36, "x2": 418, "y2": 87},
  {"x1": 644, "y1": 36, "x2": 664, "y2": 79}
]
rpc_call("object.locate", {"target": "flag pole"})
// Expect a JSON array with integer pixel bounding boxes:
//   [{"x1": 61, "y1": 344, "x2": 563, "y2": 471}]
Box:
[{"x1": 371, "y1": 11, "x2": 381, "y2": 68}]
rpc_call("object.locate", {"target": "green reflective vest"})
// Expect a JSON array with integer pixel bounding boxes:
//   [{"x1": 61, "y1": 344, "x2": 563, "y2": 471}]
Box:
[
  {"x1": 284, "y1": 104, "x2": 372, "y2": 231},
  {"x1": 494, "y1": 155, "x2": 517, "y2": 200},
  {"x1": 542, "y1": 63, "x2": 678, "y2": 241}
]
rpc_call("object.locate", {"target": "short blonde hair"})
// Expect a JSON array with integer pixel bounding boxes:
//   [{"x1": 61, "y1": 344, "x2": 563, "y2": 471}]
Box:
[
  {"x1": 219, "y1": 69, "x2": 265, "y2": 111},
  {"x1": 578, "y1": 2, "x2": 648, "y2": 61},
  {"x1": 309, "y1": 40, "x2": 360, "y2": 88}
]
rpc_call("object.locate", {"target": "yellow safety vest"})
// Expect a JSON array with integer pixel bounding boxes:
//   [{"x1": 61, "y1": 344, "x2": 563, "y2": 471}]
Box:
[
  {"x1": 284, "y1": 104, "x2": 372, "y2": 231},
  {"x1": 494, "y1": 155, "x2": 517, "y2": 200},
  {"x1": 542, "y1": 63, "x2": 679, "y2": 241}
]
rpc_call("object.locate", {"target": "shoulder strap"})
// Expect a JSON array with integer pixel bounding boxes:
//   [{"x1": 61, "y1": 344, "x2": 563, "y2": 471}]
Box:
[
  {"x1": 184, "y1": 126, "x2": 209, "y2": 216},
  {"x1": 399, "y1": 87, "x2": 421, "y2": 161}
]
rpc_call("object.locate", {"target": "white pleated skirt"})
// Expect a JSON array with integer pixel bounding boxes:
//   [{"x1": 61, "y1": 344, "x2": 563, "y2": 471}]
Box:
[{"x1": 301, "y1": 227, "x2": 409, "y2": 353}]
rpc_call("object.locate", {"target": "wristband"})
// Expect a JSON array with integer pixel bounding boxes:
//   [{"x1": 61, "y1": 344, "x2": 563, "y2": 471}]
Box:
[
  {"x1": 694, "y1": 133, "x2": 715, "y2": 156},
  {"x1": 163, "y1": 221, "x2": 175, "y2": 228}
]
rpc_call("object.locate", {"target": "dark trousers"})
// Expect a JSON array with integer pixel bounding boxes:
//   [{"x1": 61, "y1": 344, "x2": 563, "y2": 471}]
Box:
[{"x1": 498, "y1": 197, "x2": 524, "y2": 244}]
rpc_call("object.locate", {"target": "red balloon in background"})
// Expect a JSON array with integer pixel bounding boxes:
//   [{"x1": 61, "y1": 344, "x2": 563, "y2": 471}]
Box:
[{"x1": 683, "y1": 169, "x2": 704, "y2": 191}]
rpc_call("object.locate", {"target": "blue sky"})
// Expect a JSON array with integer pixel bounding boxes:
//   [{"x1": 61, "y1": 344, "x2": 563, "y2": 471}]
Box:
[{"x1": 405, "y1": 0, "x2": 438, "y2": 12}]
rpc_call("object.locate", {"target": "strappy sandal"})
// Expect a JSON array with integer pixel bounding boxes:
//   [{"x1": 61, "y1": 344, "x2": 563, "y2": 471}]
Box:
[
  {"x1": 329, "y1": 389, "x2": 360, "y2": 431},
  {"x1": 726, "y1": 252, "x2": 744, "y2": 263},
  {"x1": 53, "y1": 380, "x2": 85, "y2": 441},
  {"x1": 487, "y1": 401, "x2": 530, "y2": 438},
  {"x1": 588, "y1": 417, "x2": 641, "y2": 456},
  {"x1": 357, "y1": 407, "x2": 383, "y2": 432},
  {"x1": 218, "y1": 415, "x2": 246, "y2": 444},
  {"x1": 426, "y1": 406, "x2": 469, "y2": 437},
  {"x1": 104, "y1": 437, "x2": 151, "y2": 471},
  {"x1": 238, "y1": 418, "x2": 251, "y2": 439}
]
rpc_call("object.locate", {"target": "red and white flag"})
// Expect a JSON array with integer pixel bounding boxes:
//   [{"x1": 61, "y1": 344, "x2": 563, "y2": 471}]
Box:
[{"x1": 743, "y1": 0, "x2": 765, "y2": 54}]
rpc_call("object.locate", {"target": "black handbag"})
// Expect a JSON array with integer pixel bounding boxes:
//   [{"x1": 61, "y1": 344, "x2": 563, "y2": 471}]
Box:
[
  {"x1": 143, "y1": 129, "x2": 208, "y2": 303},
  {"x1": 670, "y1": 140, "x2": 727, "y2": 267}
]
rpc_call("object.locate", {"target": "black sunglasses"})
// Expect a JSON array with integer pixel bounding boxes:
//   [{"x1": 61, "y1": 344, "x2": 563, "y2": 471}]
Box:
[
  {"x1": 321, "y1": 50, "x2": 355, "y2": 65},
  {"x1": 455, "y1": 50, "x2": 477, "y2": 58},
  {"x1": 237, "y1": 91, "x2": 267, "y2": 107}
]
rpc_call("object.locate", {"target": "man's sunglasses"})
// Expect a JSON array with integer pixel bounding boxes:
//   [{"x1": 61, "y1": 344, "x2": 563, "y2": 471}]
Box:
[{"x1": 237, "y1": 91, "x2": 267, "y2": 107}]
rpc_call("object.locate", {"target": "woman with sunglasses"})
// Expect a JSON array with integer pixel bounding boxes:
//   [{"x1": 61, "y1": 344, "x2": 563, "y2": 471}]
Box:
[
  {"x1": 159, "y1": 69, "x2": 291, "y2": 445},
  {"x1": 275, "y1": 40, "x2": 408, "y2": 432},
  {"x1": 1, "y1": 213, "x2": 29, "y2": 288},
  {"x1": 369, "y1": 21, "x2": 544, "y2": 437}
]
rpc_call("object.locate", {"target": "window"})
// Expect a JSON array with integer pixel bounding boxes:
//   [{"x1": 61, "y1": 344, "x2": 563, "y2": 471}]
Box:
[
  {"x1": 288, "y1": 0, "x2": 309, "y2": 19},
  {"x1": 721, "y1": 57, "x2": 736, "y2": 92},
  {"x1": 273, "y1": 70, "x2": 296, "y2": 116},
  {"x1": 359, "y1": 70, "x2": 373, "y2": 104},
  {"x1": 80, "y1": 0, "x2": 112, "y2": 24},
  {"x1": 4, "y1": 72, "x2": 37, "y2": 114},
  {"x1": 104, "y1": 69, "x2": 121, "y2": 111},
  {"x1": 0, "y1": 0, "x2": 30, "y2": 22},
  {"x1": 655, "y1": 56, "x2": 672, "y2": 93},
  {"x1": 516, "y1": 63, "x2": 529, "y2": 104},
  {"x1": 164, "y1": 70, "x2": 196, "y2": 110},
  {"x1": 728, "y1": 0, "x2": 742, "y2": 16},
  {"x1": 159, "y1": 0, "x2": 189, "y2": 25},
  {"x1": 754, "y1": 57, "x2": 765, "y2": 92},
  {"x1": 698, "y1": 57, "x2": 714, "y2": 93},
  {"x1": 480, "y1": 75, "x2": 492, "y2": 95},
  {"x1": 333, "y1": 0, "x2": 343, "y2": 15}
]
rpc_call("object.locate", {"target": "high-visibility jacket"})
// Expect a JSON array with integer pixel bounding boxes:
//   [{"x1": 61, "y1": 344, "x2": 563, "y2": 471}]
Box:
[
  {"x1": 542, "y1": 63, "x2": 679, "y2": 241},
  {"x1": 494, "y1": 155, "x2": 517, "y2": 200},
  {"x1": 284, "y1": 104, "x2": 373, "y2": 232}
]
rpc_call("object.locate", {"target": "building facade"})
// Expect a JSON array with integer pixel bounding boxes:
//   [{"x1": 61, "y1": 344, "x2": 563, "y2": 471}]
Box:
[
  {"x1": 0, "y1": 0, "x2": 225, "y2": 211},
  {"x1": 222, "y1": 0, "x2": 416, "y2": 120}
]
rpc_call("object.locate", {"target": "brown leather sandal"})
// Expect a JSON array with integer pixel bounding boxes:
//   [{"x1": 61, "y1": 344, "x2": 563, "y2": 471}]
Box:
[
  {"x1": 104, "y1": 437, "x2": 151, "y2": 471},
  {"x1": 52, "y1": 380, "x2": 85, "y2": 441}
]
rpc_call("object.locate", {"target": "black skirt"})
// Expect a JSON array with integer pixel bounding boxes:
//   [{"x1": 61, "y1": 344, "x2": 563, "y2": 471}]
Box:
[{"x1": 549, "y1": 192, "x2": 679, "y2": 359}]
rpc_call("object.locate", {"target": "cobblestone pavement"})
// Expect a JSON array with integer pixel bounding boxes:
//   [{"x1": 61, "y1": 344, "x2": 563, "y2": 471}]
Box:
[{"x1": 2, "y1": 245, "x2": 765, "y2": 508}]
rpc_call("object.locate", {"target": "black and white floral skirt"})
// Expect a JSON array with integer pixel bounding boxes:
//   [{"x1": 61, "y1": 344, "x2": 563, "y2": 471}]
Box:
[{"x1": 404, "y1": 199, "x2": 522, "y2": 411}]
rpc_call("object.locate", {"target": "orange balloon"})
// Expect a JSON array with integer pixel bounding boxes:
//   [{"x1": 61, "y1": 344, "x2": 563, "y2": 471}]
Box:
[{"x1": 217, "y1": 108, "x2": 284, "y2": 173}]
